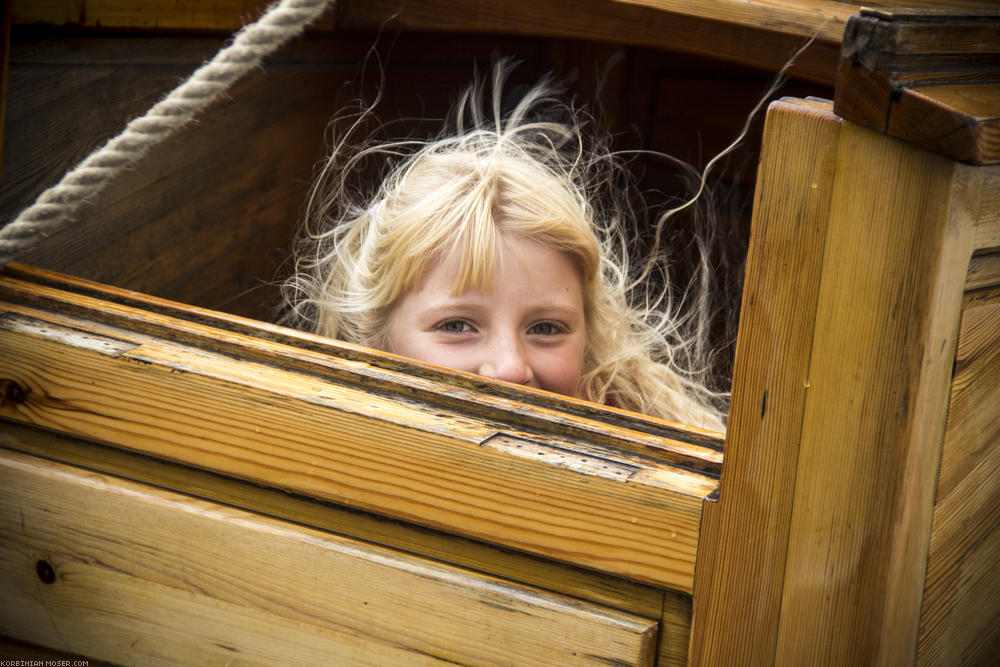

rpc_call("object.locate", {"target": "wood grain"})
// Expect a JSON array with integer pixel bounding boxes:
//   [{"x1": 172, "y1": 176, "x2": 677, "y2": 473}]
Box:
[
  {"x1": 772, "y1": 114, "x2": 976, "y2": 667},
  {"x1": 334, "y1": 0, "x2": 843, "y2": 84},
  {"x1": 0, "y1": 263, "x2": 726, "y2": 461},
  {"x1": 0, "y1": 418, "x2": 669, "y2": 621},
  {"x1": 835, "y1": 11, "x2": 1000, "y2": 165},
  {"x1": 0, "y1": 277, "x2": 718, "y2": 592},
  {"x1": 12, "y1": 0, "x2": 843, "y2": 84},
  {"x1": 691, "y1": 100, "x2": 985, "y2": 665},
  {"x1": 967, "y1": 253, "x2": 1000, "y2": 291},
  {"x1": 917, "y1": 288, "x2": 1000, "y2": 667},
  {"x1": 0, "y1": 447, "x2": 659, "y2": 666},
  {"x1": 689, "y1": 97, "x2": 844, "y2": 666}
]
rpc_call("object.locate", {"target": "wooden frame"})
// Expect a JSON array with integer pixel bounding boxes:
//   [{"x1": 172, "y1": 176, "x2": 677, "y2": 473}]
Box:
[{"x1": 1, "y1": 3, "x2": 998, "y2": 665}]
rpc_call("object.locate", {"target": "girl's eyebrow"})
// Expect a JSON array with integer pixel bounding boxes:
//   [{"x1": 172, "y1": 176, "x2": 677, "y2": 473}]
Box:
[{"x1": 421, "y1": 299, "x2": 490, "y2": 314}]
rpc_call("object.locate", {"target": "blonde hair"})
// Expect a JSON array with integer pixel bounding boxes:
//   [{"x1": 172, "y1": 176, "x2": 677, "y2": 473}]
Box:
[{"x1": 284, "y1": 67, "x2": 728, "y2": 431}]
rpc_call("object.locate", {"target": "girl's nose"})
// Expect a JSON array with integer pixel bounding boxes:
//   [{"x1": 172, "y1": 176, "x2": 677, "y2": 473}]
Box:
[{"x1": 479, "y1": 339, "x2": 534, "y2": 386}]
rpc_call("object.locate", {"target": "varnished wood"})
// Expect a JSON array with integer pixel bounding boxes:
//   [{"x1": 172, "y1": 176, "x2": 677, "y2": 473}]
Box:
[
  {"x1": 691, "y1": 99, "x2": 991, "y2": 665},
  {"x1": 0, "y1": 447, "x2": 660, "y2": 665},
  {"x1": 0, "y1": 418, "x2": 669, "y2": 620},
  {"x1": 689, "y1": 97, "x2": 845, "y2": 666},
  {"x1": 12, "y1": 1, "x2": 992, "y2": 88},
  {"x1": 334, "y1": 0, "x2": 843, "y2": 85},
  {"x1": 967, "y1": 253, "x2": 1000, "y2": 290},
  {"x1": 972, "y1": 167, "x2": 1000, "y2": 253},
  {"x1": 916, "y1": 286, "x2": 1000, "y2": 666},
  {"x1": 835, "y1": 9, "x2": 1000, "y2": 164},
  {"x1": 0, "y1": 268, "x2": 720, "y2": 592},
  {"x1": 0, "y1": 262, "x2": 726, "y2": 457}
]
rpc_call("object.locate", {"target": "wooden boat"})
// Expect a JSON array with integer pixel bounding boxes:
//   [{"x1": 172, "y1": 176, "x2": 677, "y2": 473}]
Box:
[{"x1": 1, "y1": 2, "x2": 997, "y2": 665}]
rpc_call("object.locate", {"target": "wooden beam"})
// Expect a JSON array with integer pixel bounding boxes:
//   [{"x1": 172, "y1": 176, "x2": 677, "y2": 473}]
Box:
[
  {"x1": 835, "y1": 9, "x2": 1000, "y2": 165},
  {"x1": 690, "y1": 98, "x2": 993, "y2": 664},
  {"x1": 334, "y1": 0, "x2": 843, "y2": 85},
  {"x1": 0, "y1": 265, "x2": 720, "y2": 592}
]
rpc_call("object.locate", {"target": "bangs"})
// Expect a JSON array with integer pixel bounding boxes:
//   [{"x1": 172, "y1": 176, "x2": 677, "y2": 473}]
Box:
[{"x1": 380, "y1": 150, "x2": 597, "y2": 305}]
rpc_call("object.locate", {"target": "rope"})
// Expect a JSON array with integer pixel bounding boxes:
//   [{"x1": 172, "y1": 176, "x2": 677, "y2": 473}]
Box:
[{"x1": 0, "y1": 0, "x2": 337, "y2": 267}]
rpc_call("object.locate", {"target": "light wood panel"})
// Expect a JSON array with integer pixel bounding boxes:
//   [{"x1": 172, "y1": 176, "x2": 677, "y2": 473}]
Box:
[
  {"x1": 0, "y1": 262, "x2": 726, "y2": 458},
  {"x1": 0, "y1": 268, "x2": 720, "y2": 593},
  {"x1": 917, "y1": 285, "x2": 1000, "y2": 667},
  {"x1": 689, "y1": 97, "x2": 844, "y2": 665},
  {"x1": 0, "y1": 418, "x2": 669, "y2": 621},
  {"x1": 772, "y1": 110, "x2": 976, "y2": 667},
  {"x1": 0, "y1": 447, "x2": 659, "y2": 665},
  {"x1": 691, "y1": 100, "x2": 990, "y2": 665}
]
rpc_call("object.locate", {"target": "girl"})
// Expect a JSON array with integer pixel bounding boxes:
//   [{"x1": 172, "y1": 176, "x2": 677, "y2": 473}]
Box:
[{"x1": 283, "y1": 66, "x2": 728, "y2": 431}]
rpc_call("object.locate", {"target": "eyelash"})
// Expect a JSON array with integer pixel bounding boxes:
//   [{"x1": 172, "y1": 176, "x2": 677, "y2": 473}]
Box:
[
  {"x1": 437, "y1": 319, "x2": 474, "y2": 334},
  {"x1": 527, "y1": 321, "x2": 565, "y2": 336},
  {"x1": 435, "y1": 320, "x2": 567, "y2": 336}
]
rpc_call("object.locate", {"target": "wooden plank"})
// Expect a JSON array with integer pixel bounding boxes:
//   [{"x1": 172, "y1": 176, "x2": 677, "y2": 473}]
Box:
[
  {"x1": 773, "y1": 118, "x2": 978, "y2": 665},
  {"x1": 691, "y1": 100, "x2": 984, "y2": 665},
  {"x1": 0, "y1": 447, "x2": 659, "y2": 665},
  {"x1": 334, "y1": 0, "x2": 843, "y2": 85},
  {"x1": 689, "y1": 97, "x2": 844, "y2": 666},
  {"x1": 973, "y1": 165, "x2": 1000, "y2": 253},
  {"x1": 917, "y1": 289, "x2": 1000, "y2": 666},
  {"x1": 889, "y1": 83, "x2": 1000, "y2": 166},
  {"x1": 834, "y1": 10, "x2": 1000, "y2": 164},
  {"x1": 657, "y1": 589, "x2": 693, "y2": 667},
  {"x1": 967, "y1": 253, "x2": 1000, "y2": 290},
  {"x1": 0, "y1": 418, "x2": 669, "y2": 620},
  {"x1": 12, "y1": 0, "x2": 846, "y2": 85},
  {"x1": 0, "y1": 262, "x2": 726, "y2": 459},
  {"x1": 0, "y1": 35, "x2": 350, "y2": 318},
  {"x1": 0, "y1": 278, "x2": 718, "y2": 592}
]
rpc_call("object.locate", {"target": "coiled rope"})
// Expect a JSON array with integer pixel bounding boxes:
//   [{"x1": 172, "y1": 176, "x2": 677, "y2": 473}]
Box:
[{"x1": 0, "y1": 0, "x2": 337, "y2": 266}]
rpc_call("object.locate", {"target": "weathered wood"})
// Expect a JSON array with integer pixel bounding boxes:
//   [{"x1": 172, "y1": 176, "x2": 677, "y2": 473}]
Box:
[
  {"x1": 0, "y1": 447, "x2": 660, "y2": 665},
  {"x1": 1, "y1": 419, "x2": 700, "y2": 665},
  {"x1": 916, "y1": 285, "x2": 1000, "y2": 667},
  {"x1": 690, "y1": 98, "x2": 993, "y2": 665},
  {"x1": 0, "y1": 266, "x2": 720, "y2": 592},
  {"x1": 0, "y1": 262, "x2": 726, "y2": 456},
  {"x1": 1, "y1": 35, "x2": 323, "y2": 317},
  {"x1": 835, "y1": 9, "x2": 1000, "y2": 164}
]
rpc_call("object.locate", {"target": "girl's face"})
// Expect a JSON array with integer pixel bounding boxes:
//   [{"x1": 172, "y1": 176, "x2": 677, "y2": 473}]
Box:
[{"x1": 386, "y1": 234, "x2": 586, "y2": 398}]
